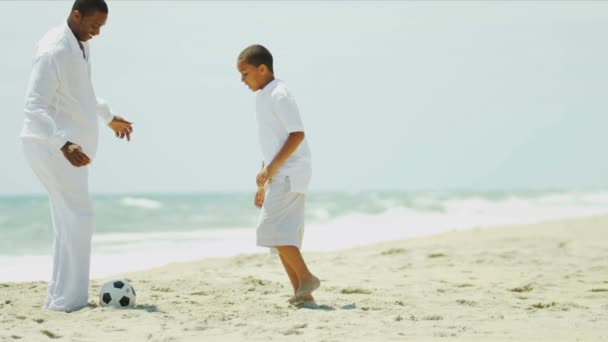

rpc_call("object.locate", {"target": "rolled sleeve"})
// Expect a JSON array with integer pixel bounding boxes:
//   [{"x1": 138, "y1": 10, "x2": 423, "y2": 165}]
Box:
[{"x1": 96, "y1": 97, "x2": 114, "y2": 124}]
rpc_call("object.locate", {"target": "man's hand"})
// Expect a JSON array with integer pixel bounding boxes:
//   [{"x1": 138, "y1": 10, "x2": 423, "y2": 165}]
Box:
[
  {"x1": 61, "y1": 142, "x2": 91, "y2": 167},
  {"x1": 108, "y1": 115, "x2": 134, "y2": 141},
  {"x1": 254, "y1": 187, "x2": 265, "y2": 208},
  {"x1": 256, "y1": 164, "x2": 276, "y2": 188}
]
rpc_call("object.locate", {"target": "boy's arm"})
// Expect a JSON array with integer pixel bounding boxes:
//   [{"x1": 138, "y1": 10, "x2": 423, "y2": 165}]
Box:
[{"x1": 256, "y1": 131, "x2": 305, "y2": 187}]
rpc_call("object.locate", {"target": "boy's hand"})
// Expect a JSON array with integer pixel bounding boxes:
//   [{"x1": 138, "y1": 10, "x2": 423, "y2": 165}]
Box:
[
  {"x1": 254, "y1": 188, "x2": 265, "y2": 208},
  {"x1": 256, "y1": 164, "x2": 275, "y2": 188}
]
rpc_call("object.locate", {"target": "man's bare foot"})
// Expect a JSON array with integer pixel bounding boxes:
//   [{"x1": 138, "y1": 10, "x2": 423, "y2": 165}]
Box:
[{"x1": 293, "y1": 275, "x2": 320, "y2": 302}]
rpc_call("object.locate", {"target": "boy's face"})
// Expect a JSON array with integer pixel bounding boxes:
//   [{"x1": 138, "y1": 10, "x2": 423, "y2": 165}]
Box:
[{"x1": 237, "y1": 59, "x2": 271, "y2": 92}]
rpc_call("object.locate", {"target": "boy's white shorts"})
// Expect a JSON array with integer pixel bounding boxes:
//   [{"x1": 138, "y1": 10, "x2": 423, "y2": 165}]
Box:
[{"x1": 256, "y1": 176, "x2": 305, "y2": 253}]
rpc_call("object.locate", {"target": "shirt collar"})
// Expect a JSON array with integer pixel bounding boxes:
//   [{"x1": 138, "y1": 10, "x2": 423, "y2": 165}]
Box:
[
  {"x1": 63, "y1": 21, "x2": 84, "y2": 54},
  {"x1": 260, "y1": 78, "x2": 279, "y2": 95}
]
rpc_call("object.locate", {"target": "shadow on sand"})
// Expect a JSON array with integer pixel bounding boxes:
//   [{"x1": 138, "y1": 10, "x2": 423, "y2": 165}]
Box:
[{"x1": 295, "y1": 301, "x2": 358, "y2": 311}]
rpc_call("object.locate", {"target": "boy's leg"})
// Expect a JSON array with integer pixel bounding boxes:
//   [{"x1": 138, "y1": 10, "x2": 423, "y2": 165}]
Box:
[
  {"x1": 279, "y1": 253, "x2": 298, "y2": 293},
  {"x1": 276, "y1": 246, "x2": 320, "y2": 302},
  {"x1": 279, "y1": 253, "x2": 315, "y2": 303}
]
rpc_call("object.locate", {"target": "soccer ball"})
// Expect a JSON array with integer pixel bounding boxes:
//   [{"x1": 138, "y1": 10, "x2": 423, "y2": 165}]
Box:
[{"x1": 99, "y1": 280, "x2": 136, "y2": 308}]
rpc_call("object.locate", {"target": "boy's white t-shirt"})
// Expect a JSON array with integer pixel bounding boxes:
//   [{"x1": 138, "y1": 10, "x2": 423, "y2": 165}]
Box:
[{"x1": 256, "y1": 79, "x2": 312, "y2": 194}]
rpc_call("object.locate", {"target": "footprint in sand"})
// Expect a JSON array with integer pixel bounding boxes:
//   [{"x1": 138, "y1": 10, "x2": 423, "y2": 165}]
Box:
[
  {"x1": 428, "y1": 253, "x2": 447, "y2": 258},
  {"x1": 529, "y1": 302, "x2": 557, "y2": 310},
  {"x1": 340, "y1": 288, "x2": 372, "y2": 294},
  {"x1": 41, "y1": 330, "x2": 60, "y2": 339},
  {"x1": 381, "y1": 248, "x2": 407, "y2": 256},
  {"x1": 456, "y1": 299, "x2": 477, "y2": 306},
  {"x1": 282, "y1": 330, "x2": 303, "y2": 336},
  {"x1": 508, "y1": 284, "x2": 534, "y2": 293},
  {"x1": 527, "y1": 302, "x2": 587, "y2": 311},
  {"x1": 242, "y1": 276, "x2": 272, "y2": 286},
  {"x1": 282, "y1": 323, "x2": 307, "y2": 335}
]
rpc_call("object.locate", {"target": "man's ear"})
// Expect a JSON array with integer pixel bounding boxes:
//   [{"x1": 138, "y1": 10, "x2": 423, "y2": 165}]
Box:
[
  {"x1": 259, "y1": 64, "x2": 268, "y2": 74},
  {"x1": 71, "y1": 10, "x2": 82, "y2": 24}
]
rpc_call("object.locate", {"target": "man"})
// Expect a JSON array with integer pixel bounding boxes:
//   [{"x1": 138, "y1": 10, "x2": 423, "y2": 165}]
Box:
[{"x1": 20, "y1": 0, "x2": 133, "y2": 312}]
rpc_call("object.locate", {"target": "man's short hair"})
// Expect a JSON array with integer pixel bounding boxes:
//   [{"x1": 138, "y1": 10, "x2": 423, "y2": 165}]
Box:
[
  {"x1": 72, "y1": 0, "x2": 108, "y2": 17},
  {"x1": 239, "y1": 45, "x2": 274, "y2": 73}
]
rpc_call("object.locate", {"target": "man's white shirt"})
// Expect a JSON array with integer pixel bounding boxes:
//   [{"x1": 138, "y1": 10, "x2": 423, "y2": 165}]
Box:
[
  {"x1": 21, "y1": 22, "x2": 113, "y2": 158},
  {"x1": 256, "y1": 79, "x2": 312, "y2": 193}
]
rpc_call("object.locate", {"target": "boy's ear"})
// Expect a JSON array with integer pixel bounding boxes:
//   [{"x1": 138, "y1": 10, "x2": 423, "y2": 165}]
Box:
[{"x1": 259, "y1": 64, "x2": 268, "y2": 74}]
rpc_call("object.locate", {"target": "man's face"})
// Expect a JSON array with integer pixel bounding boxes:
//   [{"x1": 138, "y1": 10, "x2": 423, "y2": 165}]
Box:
[
  {"x1": 237, "y1": 59, "x2": 268, "y2": 92},
  {"x1": 72, "y1": 10, "x2": 107, "y2": 42}
]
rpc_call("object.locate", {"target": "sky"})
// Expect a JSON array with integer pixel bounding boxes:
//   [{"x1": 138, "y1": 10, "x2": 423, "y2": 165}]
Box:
[{"x1": 1, "y1": 1, "x2": 607, "y2": 194}]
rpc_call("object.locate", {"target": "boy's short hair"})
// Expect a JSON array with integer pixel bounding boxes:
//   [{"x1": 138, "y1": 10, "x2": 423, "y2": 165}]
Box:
[
  {"x1": 239, "y1": 44, "x2": 274, "y2": 73},
  {"x1": 72, "y1": 0, "x2": 108, "y2": 17}
]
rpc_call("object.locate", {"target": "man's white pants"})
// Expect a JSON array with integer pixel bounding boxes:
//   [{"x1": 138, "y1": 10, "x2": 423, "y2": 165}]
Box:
[{"x1": 22, "y1": 140, "x2": 94, "y2": 312}]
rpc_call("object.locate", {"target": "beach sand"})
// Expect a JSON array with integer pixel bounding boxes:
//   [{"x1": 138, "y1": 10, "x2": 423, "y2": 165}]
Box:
[{"x1": 1, "y1": 216, "x2": 607, "y2": 341}]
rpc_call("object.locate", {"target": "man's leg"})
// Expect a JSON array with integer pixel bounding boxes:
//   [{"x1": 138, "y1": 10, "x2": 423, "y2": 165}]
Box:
[
  {"x1": 46, "y1": 185, "x2": 94, "y2": 312},
  {"x1": 23, "y1": 141, "x2": 94, "y2": 312}
]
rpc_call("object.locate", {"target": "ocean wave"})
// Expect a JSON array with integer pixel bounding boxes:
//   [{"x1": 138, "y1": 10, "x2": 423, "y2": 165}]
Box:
[
  {"x1": 3, "y1": 190, "x2": 608, "y2": 281},
  {"x1": 93, "y1": 227, "x2": 253, "y2": 244},
  {"x1": 533, "y1": 192, "x2": 608, "y2": 205},
  {"x1": 120, "y1": 197, "x2": 162, "y2": 210}
]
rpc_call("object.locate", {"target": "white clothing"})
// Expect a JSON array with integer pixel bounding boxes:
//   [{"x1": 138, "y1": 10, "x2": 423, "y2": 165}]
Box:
[
  {"x1": 23, "y1": 140, "x2": 94, "y2": 312},
  {"x1": 20, "y1": 22, "x2": 114, "y2": 157},
  {"x1": 256, "y1": 79, "x2": 312, "y2": 194},
  {"x1": 20, "y1": 22, "x2": 112, "y2": 312},
  {"x1": 257, "y1": 177, "x2": 306, "y2": 250}
]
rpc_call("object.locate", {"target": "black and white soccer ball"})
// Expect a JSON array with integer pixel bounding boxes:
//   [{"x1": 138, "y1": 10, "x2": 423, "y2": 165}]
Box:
[{"x1": 99, "y1": 280, "x2": 136, "y2": 308}]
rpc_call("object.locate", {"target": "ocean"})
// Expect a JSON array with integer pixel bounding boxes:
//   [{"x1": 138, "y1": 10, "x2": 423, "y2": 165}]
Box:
[{"x1": 1, "y1": 190, "x2": 608, "y2": 282}]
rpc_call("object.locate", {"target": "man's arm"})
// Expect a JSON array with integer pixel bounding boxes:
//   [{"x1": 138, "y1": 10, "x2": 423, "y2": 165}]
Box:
[
  {"x1": 256, "y1": 131, "x2": 305, "y2": 187},
  {"x1": 96, "y1": 97, "x2": 114, "y2": 124},
  {"x1": 96, "y1": 97, "x2": 134, "y2": 141},
  {"x1": 23, "y1": 53, "x2": 68, "y2": 151},
  {"x1": 24, "y1": 53, "x2": 92, "y2": 167}
]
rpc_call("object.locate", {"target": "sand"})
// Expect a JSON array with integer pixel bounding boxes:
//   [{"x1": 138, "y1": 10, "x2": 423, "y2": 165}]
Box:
[{"x1": 1, "y1": 216, "x2": 607, "y2": 341}]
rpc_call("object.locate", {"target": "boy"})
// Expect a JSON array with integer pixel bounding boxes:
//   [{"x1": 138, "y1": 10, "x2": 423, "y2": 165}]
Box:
[{"x1": 237, "y1": 44, "x2": 320, "y2": 304}]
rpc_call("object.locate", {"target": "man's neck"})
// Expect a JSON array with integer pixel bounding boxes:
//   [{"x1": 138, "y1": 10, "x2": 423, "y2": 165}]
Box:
[
  {"x1": 66, "y1": 17, "x2": 80, "y2": 42},
  {"x1": 66, "y1": 17, "x2": 86, "y2": 58}
]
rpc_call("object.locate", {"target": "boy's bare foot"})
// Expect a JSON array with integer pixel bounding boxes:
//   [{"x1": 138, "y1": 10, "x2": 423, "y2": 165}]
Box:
[
  {"x1": 288, "y1": 293, "x2": 315, "y2": 305},
  {"x1": 293, "y1": 275, "x2": 320, "y2": 302}
]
